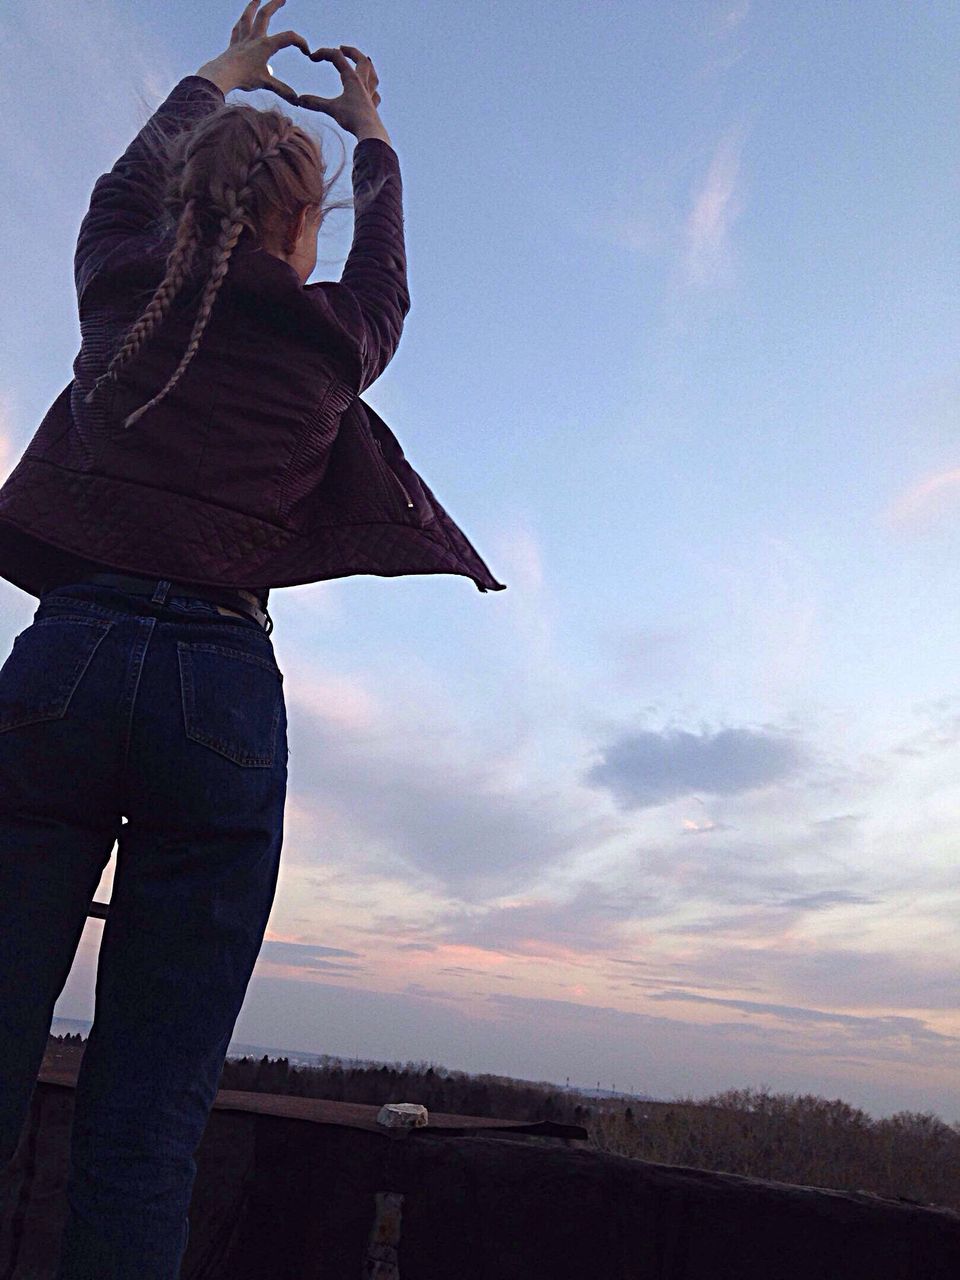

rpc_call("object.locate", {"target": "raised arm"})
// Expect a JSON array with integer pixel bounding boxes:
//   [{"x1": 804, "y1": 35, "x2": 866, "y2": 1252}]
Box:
[
  {"x1": 305, "y1": 136, "x2": 410, "y2": 393},
  {"x1": 299, "y1": 45, "x2": 409, "y2": 393},
  {"x1": 75, "y1": 0, "x2": 309, "y2": 304},
  {"x1": 74, "y1": 77, "x2": 225, "y2": 305}
]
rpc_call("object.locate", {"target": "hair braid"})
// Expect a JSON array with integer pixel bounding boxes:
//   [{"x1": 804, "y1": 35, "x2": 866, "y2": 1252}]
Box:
[
  {"x1": 90, "y1": 103, "x2": 346, "y2": 431},
  {"x1": 83, "y1": 199, "x2": 200, "y2": 408},
  {"x1": 121, "y1": 199, "x2": 246, "y2": 429},
  {"x1": 119, "y1": 126, "x2": 300, "y2": 430}
]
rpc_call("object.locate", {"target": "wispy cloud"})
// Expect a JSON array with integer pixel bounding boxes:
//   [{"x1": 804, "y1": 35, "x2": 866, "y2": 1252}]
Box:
[
  {"x1": 683, "y1": 125, "x2": 746, "y2": 288},
  {"x1": 722, "y1": 1, "x2": 752, "y2": 30},
  {"x1": 647, "y1": 988, "x2": 960, "y2": 1046},
  {"x1": 596, "y1": 122, "x2": 748, "y2": 297},
  {"x1": 884, "y1": 467, "x2": 960, "y2": 532},
  {"x1": 692, "y1": 1, "x2": 754, "y2": 78},
  {"x1": 282, "y1": 680, "x2": 626, "y2": 901}
]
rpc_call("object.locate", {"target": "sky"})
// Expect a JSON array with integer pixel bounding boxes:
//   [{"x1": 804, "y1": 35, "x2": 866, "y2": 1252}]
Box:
[{"x1": 0, "y1": 0, "x2": 958, "y2": 1123}]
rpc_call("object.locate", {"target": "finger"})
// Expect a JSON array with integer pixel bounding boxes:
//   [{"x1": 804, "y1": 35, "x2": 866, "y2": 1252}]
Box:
[
  {"x1": 339, "y1": 45, "x2": 378, "y2": 88},
  {"x1": 308, "y1": 47, "x2": 357, "y2": 80},
  {"x1": 294, "y1": 93, "x2": 338, "y2": 115},
  {"x1": 338, "y1": 44, "x2": 372, "y2": 72},
  {"x1": 234, "y1": 0, "x2": 260, "y2": 40},
  {"x1": 268, "y1": 29, "x2": 311, "y2": 58},
  {"x1": 252, "y1": 0, "x2": 285, "y2": 37},
  {"x1": 264, "y1": 73, "x2": 299, "y2": 104}
]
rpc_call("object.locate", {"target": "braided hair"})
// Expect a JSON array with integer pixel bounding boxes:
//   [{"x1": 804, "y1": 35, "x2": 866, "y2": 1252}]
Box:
[{"x1": 84, "y1": 103, "x2": 348, "y2": 430}]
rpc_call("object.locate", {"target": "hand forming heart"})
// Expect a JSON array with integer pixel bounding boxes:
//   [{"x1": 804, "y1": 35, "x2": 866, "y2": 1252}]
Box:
[{"x1": 196, "y1": 0, "x2": 387, "y2": 141}]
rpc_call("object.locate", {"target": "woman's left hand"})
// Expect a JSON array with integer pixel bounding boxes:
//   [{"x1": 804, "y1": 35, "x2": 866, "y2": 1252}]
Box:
[{"x1": 196, "y1": 0, "x2": 310, "y2": 104}]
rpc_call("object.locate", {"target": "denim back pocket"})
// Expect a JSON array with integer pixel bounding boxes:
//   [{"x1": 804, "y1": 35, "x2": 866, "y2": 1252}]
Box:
[
  {"x1": 0, "y1": 616, "x2": 114, "y2": 733},
  {"x1": 177, "y1": 641, "x2": 283, "y2": 768}
]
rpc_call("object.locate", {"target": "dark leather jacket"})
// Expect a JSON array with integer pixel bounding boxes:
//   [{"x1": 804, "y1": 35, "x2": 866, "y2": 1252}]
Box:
[{"x1": 0, "y1": 76, "x2": 505, "y2": 601}]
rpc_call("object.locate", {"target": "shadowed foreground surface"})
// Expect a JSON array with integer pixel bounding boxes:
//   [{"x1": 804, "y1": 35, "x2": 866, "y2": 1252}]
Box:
[{"x1": 2, "y1": 1067, "x2": 959, "y2": 1278}]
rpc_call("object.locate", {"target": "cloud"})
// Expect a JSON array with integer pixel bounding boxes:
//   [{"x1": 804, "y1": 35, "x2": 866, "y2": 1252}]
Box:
[
  {"x1": 722, "y1": 1, "x2": 752, "y2": 29},
  {"x1": 777, "y1": 890, "x2": 879, "y2": 911},
  {"x1": 233, "y1": 970, "x2": 960, "y2": 1121},
  {"x1": 645, "y1": 989, "x2": 959, "y2": 1046},
  {"x1": 259, "y1": 939, "x2": 366, "y2": 977},
  {"x1": 425, "y1": 879, "x2": 665, "y2": 961},
  {"x1": 890, "y1": 701, "x2": 960, "y2": 757},
  {"x1": 598, "y1": 122, "x2": 748, "y2": 299},
  {"x1": 283, "y1": 682, "x2": 626, "y2": 900},
  {"x1": 646, "y1": 942, "x2": 960, "y2": 1016},
  {"x1": 884, "y1": 467, "x2": 960, "y2": 532},
  {"x1": 683, "y1": 126, "x2": 746, "y2": 288},
  {"x1": 284, "y1": 669, "x2": 382, "y2": 733},
  {"x1": 691, "y1": 1, "x2": 754, "y2": 78},
  {"x1": 811, "y1": 813, "x2": 862, "y2": 832},
  {"x1": 584, "y1": 724, "x2": 805, "y2": 810},
  {"x1": 681, "y1": 816, "x2": 734, "y2": 834},
  {"x1": 483, "y1": 988, "x2": 960, "y2": 1105}
]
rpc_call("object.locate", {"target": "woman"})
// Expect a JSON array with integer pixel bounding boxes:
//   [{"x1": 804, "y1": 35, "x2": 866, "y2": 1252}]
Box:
[{"x1": 0, "y1": 2, "x2": 504, "y2": 1275}]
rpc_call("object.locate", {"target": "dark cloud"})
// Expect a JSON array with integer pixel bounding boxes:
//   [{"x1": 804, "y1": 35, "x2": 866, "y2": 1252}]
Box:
[
  {"x1": 779, "y1": 890, "x2": 878, "y2": 911},
  {"x1": 259, "y1": 940, "x2": 365, "y2": 976},
  {"x1": 584, "y1": 726, "x2": 805, "y2": 809}
]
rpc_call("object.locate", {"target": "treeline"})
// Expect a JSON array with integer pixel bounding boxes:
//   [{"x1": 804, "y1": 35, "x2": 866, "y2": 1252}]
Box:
[
  {"x1": 218, "y1": 1052, "x2": 583, "y2": 1125},
  {"x1": 46, "y1": 1035, "x2": 959, "y2": 1212},
  {"x1": 216, "y1": 1054, "x2": 960, "y2": 1213},
  {"x1": 595, "y1": 1085, "x2": 960, "y2": 1214}
]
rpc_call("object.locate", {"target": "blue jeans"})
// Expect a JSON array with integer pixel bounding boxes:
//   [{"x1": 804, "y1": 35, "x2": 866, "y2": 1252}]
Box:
[{"x1": 0, "y1": 579, "x2": 288, "y2": 1278}]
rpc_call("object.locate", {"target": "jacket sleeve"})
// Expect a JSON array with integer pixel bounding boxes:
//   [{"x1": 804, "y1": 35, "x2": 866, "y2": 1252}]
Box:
[
  {"x1": 305, "y1": 138, "x2": 411, "y2": 393},
  {"x1": 74, "y1": 76, "x2": 225, "y2": 305}
]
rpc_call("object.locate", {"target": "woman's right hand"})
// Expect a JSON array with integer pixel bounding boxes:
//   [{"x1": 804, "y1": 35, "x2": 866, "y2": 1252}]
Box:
[{"x1": 298, "y1": 45, "x2": 392, "y2": 145}]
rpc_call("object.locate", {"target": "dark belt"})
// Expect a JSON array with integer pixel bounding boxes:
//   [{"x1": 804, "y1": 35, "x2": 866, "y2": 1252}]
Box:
[{"x1": 70, "y1": 573, "x2": 273, "y2": 634}]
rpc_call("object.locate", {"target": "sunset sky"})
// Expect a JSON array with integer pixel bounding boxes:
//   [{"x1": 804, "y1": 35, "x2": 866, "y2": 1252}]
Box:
[{"x1": 1, "y1": 0, "x2": 958, "y2": 1122}]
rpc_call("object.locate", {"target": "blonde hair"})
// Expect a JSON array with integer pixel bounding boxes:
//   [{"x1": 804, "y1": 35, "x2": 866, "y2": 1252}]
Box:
[{"x1": 84, "y1": 101, "x2": 349, "y2": 429}]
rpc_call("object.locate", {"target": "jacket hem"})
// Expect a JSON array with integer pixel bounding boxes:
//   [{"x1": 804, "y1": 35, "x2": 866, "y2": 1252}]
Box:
[{"x1": 0, "y1": 457, "x2": 506, "y2": 598}]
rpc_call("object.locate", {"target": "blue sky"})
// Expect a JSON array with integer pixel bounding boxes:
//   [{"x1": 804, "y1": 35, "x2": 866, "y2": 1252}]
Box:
[{"x1": 1, "y1": 0, "x2": 958, "y2": 1121}]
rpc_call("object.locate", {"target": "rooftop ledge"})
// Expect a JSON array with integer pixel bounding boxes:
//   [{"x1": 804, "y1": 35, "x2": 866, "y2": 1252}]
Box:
[{"x1": 3, "y1": 1064, "x2": 958, "y2": 1278}]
